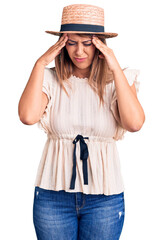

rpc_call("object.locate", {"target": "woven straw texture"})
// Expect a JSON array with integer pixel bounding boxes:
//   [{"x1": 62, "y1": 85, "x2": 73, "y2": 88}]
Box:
[
  {"x1": 45, "y1": 4, "x2": 118, "y2": 38},
  {"x1": 61, "y1": 4, "x2": 104, "y2": 26}
]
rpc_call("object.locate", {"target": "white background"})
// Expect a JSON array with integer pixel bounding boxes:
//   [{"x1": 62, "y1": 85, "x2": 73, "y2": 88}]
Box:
[{"x1": 1, "y1": 0, "x2": 163, "y2": 239}]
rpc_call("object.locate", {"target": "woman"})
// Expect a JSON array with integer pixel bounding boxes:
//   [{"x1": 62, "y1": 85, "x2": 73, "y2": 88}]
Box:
[{"x1": 18, "y1": 4, "x2": 145, "y2": 240}]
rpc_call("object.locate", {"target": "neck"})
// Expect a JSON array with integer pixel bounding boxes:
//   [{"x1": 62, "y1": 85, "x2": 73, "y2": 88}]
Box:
[{"x1": 72, "y1": 67, "x2": 90, "y2": 78}]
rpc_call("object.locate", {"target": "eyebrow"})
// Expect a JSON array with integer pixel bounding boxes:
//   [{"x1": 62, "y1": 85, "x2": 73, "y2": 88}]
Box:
[{"x1": 68, "y1": 39, "x2": 92, "y2": 43}]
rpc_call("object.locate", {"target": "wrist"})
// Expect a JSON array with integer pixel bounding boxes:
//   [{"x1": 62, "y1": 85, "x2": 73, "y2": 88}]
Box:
[
  {"x1": 111, "y1": 64, "x2": 123, "y2": 75},
  {"x1": 35, "y1": 58, "x2": 47, "y2": 68}
]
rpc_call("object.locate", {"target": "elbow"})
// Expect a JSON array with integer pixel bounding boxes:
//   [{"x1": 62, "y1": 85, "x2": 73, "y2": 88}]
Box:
[
  {"x1": 127, "y1": 114, "x2": 145, "y2": 132},
  {"x1": 129, "y1": 121, "x2": 144, "y2": 132},
  {"x1": 18, "y1": 112, "x2": 40, "y2": 125},
  {"x1": 121, "y1": 112, "x2": 146, "y2": 132},
  {"x1": 18, "y1": 103, "x2": 40, "y2": 125},
  {"x1": 19, "y1": 115, "x2": 36, "y2": 125}
]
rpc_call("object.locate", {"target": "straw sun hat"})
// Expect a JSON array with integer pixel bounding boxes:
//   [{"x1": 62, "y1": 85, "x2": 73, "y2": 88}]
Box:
[{"x1": 45, "y1": 4, "x2": 118, "y2": 38}]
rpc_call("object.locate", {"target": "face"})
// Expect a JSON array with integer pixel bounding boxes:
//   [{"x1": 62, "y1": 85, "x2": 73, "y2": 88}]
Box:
[{"x1": 65, "y1": 34, "x2": 96, "y2": 73}]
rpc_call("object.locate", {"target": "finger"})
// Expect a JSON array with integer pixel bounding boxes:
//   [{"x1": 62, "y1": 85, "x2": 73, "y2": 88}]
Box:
[
  {"x1": 60, "y1": 34, "x2": 68, "y2": 42},
  {"x1": 57, "y1": 38, "x2": 68, "y2": 50},
  {"x1": 94, "y1": 37, "x2": 113, "y2": 52},
  {"x1": 93, "y1": 36, "x2": 105, "y2": 45},
  {"x1": 56, "y1": 34, "x2": 67, "y2": 45},
  {"x1": 58, "y1": 34, "x2": 67, "y2": 43},
  {"x1": 48, "y1": 37, "x2": 67, "y2": 54},
  {"x1": 93, "y1": 38, "x2": 107, "y2": 53},
  {"x1": 92, "y1": 38, "x2": 103, "y2": 51},
  {"x1": 55, "y1": 35, "x2": 68, "y2": 49},
  {"x1": 60, "y1": 34, "x2": 68, "y2": 44},
  {"x1": 62, "y1": 33, "x2": 68, "y2": 38},
  {"x1": 93, "y1": 37, "x2": 103, "y2": 46},
  {"x1": 46, "y1": 34, "x2": 67, "y2": 55}
]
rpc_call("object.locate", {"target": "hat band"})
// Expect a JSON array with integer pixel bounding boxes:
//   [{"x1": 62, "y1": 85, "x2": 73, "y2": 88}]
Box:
[{"x1": 60, "y1": 23, "x2": 104, "y2": 33}]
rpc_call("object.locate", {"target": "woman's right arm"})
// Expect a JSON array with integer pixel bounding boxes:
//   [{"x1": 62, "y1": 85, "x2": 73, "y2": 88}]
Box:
[
  {"x1": 18, "y1": 33, "x2": 68, "y2": 125},
  {"x1": 18, "y1": 60, "x2": 48, "y2": 125}
]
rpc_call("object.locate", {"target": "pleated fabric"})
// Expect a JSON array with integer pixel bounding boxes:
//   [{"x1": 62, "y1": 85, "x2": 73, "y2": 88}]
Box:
[{"x1": 35, "y1": 67, "x2": 140, "y2": 195}]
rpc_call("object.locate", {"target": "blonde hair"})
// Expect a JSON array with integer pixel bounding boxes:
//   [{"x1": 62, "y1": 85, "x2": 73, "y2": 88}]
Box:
[{"x1": 54, "y1": 33, "x2": 114, "y2": 107}]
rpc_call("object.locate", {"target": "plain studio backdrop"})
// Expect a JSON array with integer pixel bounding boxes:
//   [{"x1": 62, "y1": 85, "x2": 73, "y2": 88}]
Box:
[{"x1": 1, "y1": 0, "x2": 163, "y2": 239}]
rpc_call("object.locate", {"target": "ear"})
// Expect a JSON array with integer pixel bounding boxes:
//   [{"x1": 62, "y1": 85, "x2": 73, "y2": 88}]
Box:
[{"x1": 99, "y1": 53, "x2": 105, "y2": 59}]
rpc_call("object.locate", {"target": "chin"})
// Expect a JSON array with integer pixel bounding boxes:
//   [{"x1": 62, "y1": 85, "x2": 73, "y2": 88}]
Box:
[{"x1": 73, "y1": 62, "x2": 91, "y2": 68}]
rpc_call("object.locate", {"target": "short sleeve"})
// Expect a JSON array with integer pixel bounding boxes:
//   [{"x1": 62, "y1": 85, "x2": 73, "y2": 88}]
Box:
[
  {"x1": 110, "y1": 68, "x2": 140, "y2": 140},
  {"x1": 37, "y1": 67, "x2": 56, "y2": 134}
]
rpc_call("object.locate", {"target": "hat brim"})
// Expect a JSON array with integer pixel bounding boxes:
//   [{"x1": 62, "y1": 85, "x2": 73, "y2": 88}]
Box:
[{"x1": 45, "y1": 30, "x2": 118, "y2": 38}]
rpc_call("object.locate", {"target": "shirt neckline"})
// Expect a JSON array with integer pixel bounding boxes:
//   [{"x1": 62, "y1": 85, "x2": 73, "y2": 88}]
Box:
[{"x1": 70, "y1": 75, "x2": 88, "y2": 82}]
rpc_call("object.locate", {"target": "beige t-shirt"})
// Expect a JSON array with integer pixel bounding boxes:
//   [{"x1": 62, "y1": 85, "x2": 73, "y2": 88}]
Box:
[{"x1": 34, "y1": 67, "x2": 140, "y2": 195}]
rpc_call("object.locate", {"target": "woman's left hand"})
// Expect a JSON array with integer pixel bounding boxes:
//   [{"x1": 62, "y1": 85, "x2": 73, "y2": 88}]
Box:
[{"x1": 92, "y1": 35, "x2": 121, "y2": 72}]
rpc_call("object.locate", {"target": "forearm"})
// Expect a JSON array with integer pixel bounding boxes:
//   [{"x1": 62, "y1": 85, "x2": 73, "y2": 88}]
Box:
[
  {"x1": 18, "y1": 59, "x2": 45, "y2": 124},
  {"x1": 113, "y1": 67, "x2": 145, "y2": 132}
]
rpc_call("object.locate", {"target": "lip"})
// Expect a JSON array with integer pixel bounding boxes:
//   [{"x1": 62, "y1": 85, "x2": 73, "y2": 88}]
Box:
[{"x1": 74, "y1": 57, "x2": 87, "y2": 62}]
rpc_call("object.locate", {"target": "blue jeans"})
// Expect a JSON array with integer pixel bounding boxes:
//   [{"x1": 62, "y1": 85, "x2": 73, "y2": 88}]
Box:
[{"x1": 33, "y1": 186, "x2": 125, "y2": 240}]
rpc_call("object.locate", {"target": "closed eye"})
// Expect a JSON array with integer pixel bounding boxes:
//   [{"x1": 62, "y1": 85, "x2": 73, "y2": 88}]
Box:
[{"x1": 68, "y1": 43, "x2": 92, "y2": 46}]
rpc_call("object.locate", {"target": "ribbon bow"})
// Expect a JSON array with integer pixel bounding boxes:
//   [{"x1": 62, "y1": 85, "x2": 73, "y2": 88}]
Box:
[{"x1": 69, "y1": 134, "x2": 89, "y2": 189}]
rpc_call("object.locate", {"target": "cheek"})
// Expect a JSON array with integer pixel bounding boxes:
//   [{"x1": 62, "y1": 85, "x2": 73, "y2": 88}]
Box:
[{"x1": 89, "y1": 46, "x2": 96, "y2": 58}]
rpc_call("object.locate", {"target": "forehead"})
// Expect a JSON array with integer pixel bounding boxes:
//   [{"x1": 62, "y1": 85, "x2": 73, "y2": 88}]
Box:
[{"x1": 67, "y1": 33, "x2": 92, "y2": 41}]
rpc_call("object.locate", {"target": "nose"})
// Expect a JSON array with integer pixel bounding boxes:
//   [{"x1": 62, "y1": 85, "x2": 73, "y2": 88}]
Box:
[{"x1": 75, "y1": 43, "x2": 84, "y2": 56}]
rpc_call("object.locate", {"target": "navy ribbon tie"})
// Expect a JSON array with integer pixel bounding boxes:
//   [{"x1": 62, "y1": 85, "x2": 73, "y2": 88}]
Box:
[
  {"x1": 60, "y1": 23, "x2": 104, "y2": 33},
  {"x1": 70, "y1": 134, "x2": 89, "y2": 190}
]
